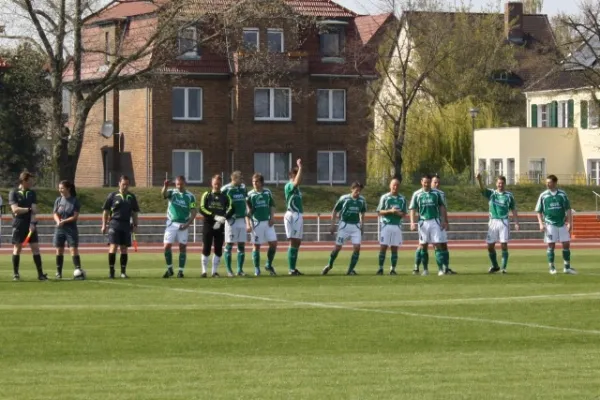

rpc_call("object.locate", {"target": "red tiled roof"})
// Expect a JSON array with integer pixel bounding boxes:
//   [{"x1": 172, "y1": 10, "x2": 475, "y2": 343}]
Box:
[
  {"x1": 86, "y1": 1, "x2": 159, "y2": 24},
  {"x1": 355, "y1": 13, "x2": 393, "y2": 45}
]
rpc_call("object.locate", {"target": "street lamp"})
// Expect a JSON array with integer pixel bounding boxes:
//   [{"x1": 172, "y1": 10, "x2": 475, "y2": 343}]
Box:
[{"x1": 469, "y1": 107, "x2": 479, "y2": 185}]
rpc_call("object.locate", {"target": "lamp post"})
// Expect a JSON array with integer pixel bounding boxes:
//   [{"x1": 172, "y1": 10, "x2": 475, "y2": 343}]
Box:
[{"x1": 469, "y1": 107, "x2": 479, "y2": 185}]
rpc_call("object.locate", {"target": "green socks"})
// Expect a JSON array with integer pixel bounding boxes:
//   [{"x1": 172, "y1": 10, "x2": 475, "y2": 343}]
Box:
[
  {"x1": 348, "y1": 251, "x2": 360, "y2": 273},
  {"x1": 378, "y1": 250, "x2": 386, "y2": 269},
  {"x1": 252, "y1": 250, "x2": 260, "y2": 269},
  {"x1": 224, "y1": 244, "x2": 233, "y2": 273},
  {"x1": 288, "y1": 247, "x2": 298, "y2": 271},
  {"x1": 328, "y1": 249, "x2": 340, "y2": 268},
  {"x1": 164, "y1": 249, "x2": 172, "y2": 267},
  {"x1": 547, "y1": 248, "x2": 555, "y2": 268},
  {"x1": 422, "y1": 250, "x2": 429, "y2": 270},
  {"x1": 267, "y1": 247, "x2": 276, "y2": 268},
  {"x1": 414, "y1": 249, "x2": 422, "y2": 269},
  {"x1": 391, "y1": 251, "x2": 398, "y2": 269},
  {"x1": 562, "y1": 249, "x2": 571, "y2": 268},
  {"x1": 237, "y1": 244, "x2": 245, "y2": 273},
  {"x1": 501, "y1": 250, "x2": 509, "y2": 270},
  {"x1": 488, "y1": 250, "x2": 499, "y2": 268},
  {"x1": 434, "y1": 249, "x2": 444, "y2": 272},
  {"x1": 179, "y1": 252, "x2": 186, "y2": 271}
]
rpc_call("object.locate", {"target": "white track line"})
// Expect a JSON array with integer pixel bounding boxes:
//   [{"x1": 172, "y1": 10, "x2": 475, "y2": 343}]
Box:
[{"x1": 95, "y1": 281, "x2": 600, "y2": 336}]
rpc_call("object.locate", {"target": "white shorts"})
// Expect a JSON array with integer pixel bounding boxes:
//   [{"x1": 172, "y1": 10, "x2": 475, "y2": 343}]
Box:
[
  {"x1": 418, "y1": 219, "x2": 444, "y2": 244},
  {"x1": 336, "y1": 222, "x2": 362, "y2": 246},
  {"x1": 379, "y1": 224, "x2": 403, "y2": 247},
  {"x1": 252, "y1": 221, "x2": 277, "y2": 245},
  {"x1": 163, "y1": 221, "x2": 189, "y2": 245},
  {"x1": 225, "y1": 218, "x2": 247, "y2": 243},
  {"x1": 284, "y1": 211, "x2": 303, "y2": 240},
  {"x1": 544, "y1": 224, "x2": 570, "y2": 244},
  {"x1": 486, "y1": 219, "x2": 510, "y2": 244}
]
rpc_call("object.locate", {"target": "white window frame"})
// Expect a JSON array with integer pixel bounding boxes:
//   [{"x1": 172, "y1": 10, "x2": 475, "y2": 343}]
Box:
[
  {"x1": 557, "y1": 101, "x2": 569, "y2": 128},
  {"x1": 243, "y1": 28, "x2": 259, "y2": 51},
  {"x1": 317, "y1": 89, "x2": 346, "y2": 121},
  {"x1": 317, "y1": 151, "x2": 347, "y2": 184},
  {"x1": 490, "y1": 158, "x2": 503, "y2": 179},
  {"x1": 539, "y1": 104, "x2": 548, "y2": 127},
  {"x1": 528, "y1": 158, "x2": 545, "y2": 181},
  {"x1": 589, "y1": 100, "x2": 600, "y2": 129},
  {"x1": 588, "y1": 159, "x2": 600, "y2": 185},
  {"x1": 172, "y1": 150, "x2": 203, "y2": 184},
  {"x1": 172, "y1": 87, "x2": 203, "y2": 121},
  {"x1": 178, "y1": 26, "x2": 199, "y2": 58},
  {"x1": 254, "y1": 152, "x2": 292, "y2": 183},
  {"x1": 267, "y1": 28, "x2": 284, "y2": 53},
  {"x1": 254, "y1": 88, "x2": 292, "y2": 121},
  {"x1": 507, "y1": 158, "x2": 515, "y2": 185}
]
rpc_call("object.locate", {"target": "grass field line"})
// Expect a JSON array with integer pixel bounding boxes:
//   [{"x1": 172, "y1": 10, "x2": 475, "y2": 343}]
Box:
[{"x1": 96, "y1": 281, "x2": 600, "y2": 335}]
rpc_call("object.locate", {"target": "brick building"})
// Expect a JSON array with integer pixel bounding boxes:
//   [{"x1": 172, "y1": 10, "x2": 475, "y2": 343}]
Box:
[{"x1": 66, "y1": 0, "x2": 390, "y2": 187}]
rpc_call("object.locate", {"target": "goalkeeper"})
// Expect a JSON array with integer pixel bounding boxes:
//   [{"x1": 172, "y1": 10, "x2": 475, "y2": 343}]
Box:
[{"x1": 199, "y1": 175, "x2": 234, "y2": 277}]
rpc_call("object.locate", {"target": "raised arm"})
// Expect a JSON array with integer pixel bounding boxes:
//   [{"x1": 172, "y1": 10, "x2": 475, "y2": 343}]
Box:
[
  {"x1": 161, "y1": 180, "x2": 170, "y2": 199},
  {"x1": 476, "y1": 172, "x2": 485, "y2": 191}
]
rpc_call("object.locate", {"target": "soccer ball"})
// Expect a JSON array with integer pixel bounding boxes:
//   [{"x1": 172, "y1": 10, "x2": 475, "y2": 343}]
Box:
[{"x1": 73, "y1": 268, "x2": 86, "y2": 280}]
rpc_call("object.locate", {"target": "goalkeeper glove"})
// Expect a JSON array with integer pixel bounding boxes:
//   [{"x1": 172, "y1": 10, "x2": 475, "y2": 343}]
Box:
[{"x1": 215, "y1": 216, "x2": 226, "y2": 224}]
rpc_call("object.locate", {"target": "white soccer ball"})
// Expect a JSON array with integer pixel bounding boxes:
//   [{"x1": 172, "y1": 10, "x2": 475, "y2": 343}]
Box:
[{"x1": 73, "y1": 268, "x2": 86, "y2": 280}]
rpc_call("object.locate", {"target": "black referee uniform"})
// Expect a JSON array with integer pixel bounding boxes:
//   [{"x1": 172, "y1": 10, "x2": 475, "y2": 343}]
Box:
[{"x1": 199, "y1": 191, "x2": 234, "y2": 257}]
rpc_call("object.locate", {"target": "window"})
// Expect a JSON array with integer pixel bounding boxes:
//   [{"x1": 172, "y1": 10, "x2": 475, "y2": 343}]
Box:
[
  {"x1": 528, "y1": 159, "x2": 545, "y2": 181},
  {"x1": 589, "y1": 160, "x2": 600, "y2": 185},
  {"x1": 317, "y1": 151, "x2": 346, "y2": 184},
  {"x1": 317, "y1": 89, "x2": 346, "y2": 121},
  {"x1": 178, "y1": 27, "x2": 199, "y2": 58},
  {"x1": 491, "y1": 159, "x2": 503, "y2": 179},
  {"x1": 557, "y1": 101, "x2": 568, "y2": 127},
  {"x1": 267, "y1": 29, "x2": 284, "y2": 52},
  {"x1": 590, "y1": 101, "x2": 600, "y2": 129},
  {"x1": 539, "y1": 104, "x2": 548, "y2": 127},
  {"x1": 319, "y1": 26, "x2": 345, "y2": 58},
  {"x1": 104, "y1": 32, "x2": 109, "y2": 64},
  {"x1": 172, "y1": 150, "x2": 203, "y2": 183},
  {"x1": 254, "y1": 153, "x2": 291, "y2": 183},
  {"x1": 478, "y1": 159, "x2": 487, "y2": 182},
  {"x1": 62, "y1": 88, "x2": 71, "y2": 119},
  {"x1": 243, "y1": 28, "x2": 259, "y2": 51},
  {"x1": 507, "y1": 158, "x2": 515, "y2": 185},
  {"x1": 172, "y1": 87, "x2": 203, "y2": 121},
  {"x1": 254, "y1": 88, "x2": 291, "y2": 120}
]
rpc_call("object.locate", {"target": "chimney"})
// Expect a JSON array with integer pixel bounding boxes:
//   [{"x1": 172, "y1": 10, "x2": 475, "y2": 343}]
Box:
[{"x1": 505, "y1": 2, "x2": 524, "y2": 42}]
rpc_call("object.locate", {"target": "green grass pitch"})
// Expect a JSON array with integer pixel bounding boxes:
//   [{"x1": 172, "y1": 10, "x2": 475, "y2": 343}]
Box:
[{"x1": 1, "y1": 249, "x2": 600, "y2": 400}]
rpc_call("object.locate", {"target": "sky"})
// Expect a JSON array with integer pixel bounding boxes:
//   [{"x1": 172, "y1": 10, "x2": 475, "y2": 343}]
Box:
[{"x1": 335, "y1": 0, "x2": 581, "y2": 16}]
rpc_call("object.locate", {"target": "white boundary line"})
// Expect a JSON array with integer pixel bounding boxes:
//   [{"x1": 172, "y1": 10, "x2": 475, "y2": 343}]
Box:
[{"x1": 95, "y1": 281, "x2": 600, "y2": 336}]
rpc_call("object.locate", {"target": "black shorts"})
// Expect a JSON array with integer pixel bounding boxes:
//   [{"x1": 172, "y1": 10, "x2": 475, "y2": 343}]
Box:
[
  {"x1": 12, "y1": 220, "x2": 39, "y2": 245},
  {"x1": 202, "y1": 222, "x2": 225, "y2": 256},
  {"x1": 54, "y1": 227, "x2": 79, "y2": 248},
  {"x1": 108, "y1": 222, "x2": 132, "y2": 247}
]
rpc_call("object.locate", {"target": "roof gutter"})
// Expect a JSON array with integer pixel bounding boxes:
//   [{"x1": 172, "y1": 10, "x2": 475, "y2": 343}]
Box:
[
  {"x1": 311, "y1": 73, "x2": 378, "y2": 79},
  {"x1": 524, "y1": 86, "x2": 592, "y2": 95}
]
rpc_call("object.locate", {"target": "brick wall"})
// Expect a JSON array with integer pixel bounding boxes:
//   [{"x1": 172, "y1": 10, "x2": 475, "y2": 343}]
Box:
[{"x1": 119, "y1": 88, "x2": 150, "y2": 186}]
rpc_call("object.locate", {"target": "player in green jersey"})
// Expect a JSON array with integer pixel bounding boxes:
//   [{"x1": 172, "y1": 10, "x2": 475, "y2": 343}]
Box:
[
  {"x1": 284, "y1": 158, "x2": 304, "y2": 276},
  {"x1": 247, "y1": 173, "x2": 278, "y2": 276},
  {"x1": 161, "y1": 176, "x2": 197, "y2": 278},
  {"x1": 477, "y1": 173, "x2": 520, "y2": 273},
  {"x1": 222, "y1": 171, "x2": 249, "y2": 277},
  {"x1": 535, "y1": 174, "x2": 576, "y2": 275},
  {"x1": 409, "y1": 174, "x2": 448, "y2": 276},
  {"x1": 322, "y1": 181, "x2": 367, "y2": 276},
  {"x1": 376, "y1": 178, "x2": 407, "y2": 275},
  {"x1": 431, "y1": 175, "x2": 456, "y2": 274}
]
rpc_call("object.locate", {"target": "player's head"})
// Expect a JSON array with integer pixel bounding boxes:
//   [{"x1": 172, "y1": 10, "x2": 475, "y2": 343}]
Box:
[
  {"x1": 350, "y1": 181, "x2": 364, "y2": 198},
  {"x1": 18, "y1": 170, "x2": 34, "y2": 189},
  {"x1": 118, "y1": 175, "x2": 130, "y2": 192},
  {"x1": 546, "y1": 174, "x2": 558, "y2": 190},
  {"x1": 231, "y1": 171, "x2": 242, "y2": 186},
  {"x1": 431, "y1": 174, "x2": 440, "y2": 189},
  {"x1": 252, "y1": 173, "x2": 264, "y2": 190},
  {"x1": 175, "y1": 175, "x2": 186, "y2": 191},
  {"x1": 289, "y1": 166, "x2": 299, "y2": 179},
  {"x1": 59, "y1": 180, "x2": 76, "y2": 197},
  {"x1": 496, "y1": 176, "x2": 506, "y2": 191},
  {"x1": 389, "y1": 178, "x2": 400, "y2": 195},
  {"x1": 420, "y1": 174, "x2": 432, "y2": 190},
  {"x1": 212, "y1": 174, "x2": 222, "y2": 191}
]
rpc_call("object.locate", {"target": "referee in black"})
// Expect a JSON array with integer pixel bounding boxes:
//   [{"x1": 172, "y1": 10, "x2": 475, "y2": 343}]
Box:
[
  {"x1": 199, "y1": 174, "x2": 234, "y2": 277},
  {"x1": 8, "y1": 171, "x2": 48, "y2": 281},
  {"x1": 101, "y1": 175, "x2": 140, "y2": 279}
]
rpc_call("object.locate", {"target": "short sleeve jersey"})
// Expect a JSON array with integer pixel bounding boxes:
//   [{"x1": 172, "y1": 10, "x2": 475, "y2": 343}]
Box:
[
  {"x1": 247, "y1": 189, "x2": 275, "y2": 222},
  {"x1": 102, "y1": 191, "x2": 140, "y2": 223},
  {"x1": 334, "y1": 194, "x2": 367, "y2": 224},
  {"x1": 165, "y1": 189, "x2": 196, "y2": 223},
  {"x1": 9, "y1": 189, "x2": 37, "y2": 223},
  {"x1": 284, "y1": 182, "x2": 303, "y2": 213},
  {"x1": 535, "y1": 189, "x2": 570, "y2": 227},
  {"x1": 53, "y1": 196, "x2": 81, "y2": 228},
  {"x1": 409, "y1": 189, "x2": 445, "y2": 221},
  {"x1": 222, "y1": 183, "x2": 248, "y2": 219},
  {"x1": 482, "y1": 189, "x2": 515, "y2": 220},
  {"x1": 377, "y1": 193, "x2": 407, "y2": 226}
]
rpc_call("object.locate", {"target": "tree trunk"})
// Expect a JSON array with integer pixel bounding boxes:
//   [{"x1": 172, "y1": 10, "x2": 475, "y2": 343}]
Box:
[
  {"x1": 392, "y1": 114, "x2": 407, "y2": 183},
  {"x1": 57, "y1": 108, "x2": 88, "y2": 182}
]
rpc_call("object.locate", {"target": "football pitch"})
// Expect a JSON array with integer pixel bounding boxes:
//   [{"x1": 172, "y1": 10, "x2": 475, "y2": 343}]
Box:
[{"x1": 1, "y1": 249, "x2": 600, "y2": 400}]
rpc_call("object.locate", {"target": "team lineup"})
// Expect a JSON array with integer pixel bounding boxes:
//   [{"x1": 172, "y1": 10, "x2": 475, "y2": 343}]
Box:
[{"x1": 6, "y1": 165, "x2": 576, "y2": 280}]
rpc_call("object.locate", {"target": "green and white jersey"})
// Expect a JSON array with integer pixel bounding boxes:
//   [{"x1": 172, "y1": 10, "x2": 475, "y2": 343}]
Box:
[
  {"x1": 247, "y1": 189, "x2": 275, "y2": 222},
  {"x1": 535, "y1": 189, "x2": 570, "y2": 227},
  {"x1": 165, "y1": 189, "x2": 196, "y2": 223},
  {"x1": 222, "y1": 183, "x2": 248, "y2": 219},
  {"x1": 409, "y1": 189, "x2": 445, "y2": 221},
  {"x1": 334, "y1": 194, "x2": 367, "y2": 224},
  {"x1": 284, "y1": 181, "x2": 303, "y2": 213},
  {"x1": 482, "y1": 189, "x2": 515, "y2": 220},
  {"x1": 377, "y1": 193, "x2": 407, "y2": 226}
]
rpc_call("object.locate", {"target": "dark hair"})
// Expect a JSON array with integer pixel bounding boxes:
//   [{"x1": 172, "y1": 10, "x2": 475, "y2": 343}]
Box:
[
  {"x1": 212, "y1": 174, "x2": 222, "y2": 181},
  {"x1": 19, "y1": 170, "x2": 34, "y2": 183},
  {"x1": 350, "y1": 181, "x2": 364, "y2": 190},
  {"x1": 432, "y1": 174, "x2": 440, "y2": 180},
  {"x1": 59, "y1": 180, "x2": 77, "y2": 197},
  {"x1": 119, "y1": 175, "x2": 130, "y2": 183},
  {"x1": 421, "y1": 173, "x2": 432, "y2": 180},
  {"x1": 547, "y1": 174, "x2": 558, "y2": 183},
  {"x1": 176, "y1": 175, "x2": 186, "y2": 182},
  {"x1": 497, "y1": 175, "x2": 506, "y2": 183},
  {"x1": 289, "y1": 167, "x2": 299, "y2": 179},
  {"x1": 252, "y1": 173, "x2": 264, "y2": 184}
]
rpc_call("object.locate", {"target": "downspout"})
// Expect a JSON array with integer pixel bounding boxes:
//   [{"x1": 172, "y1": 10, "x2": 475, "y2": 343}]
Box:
[{"x1": 146, "y1": 86, "x2": 151, "y2": 187}]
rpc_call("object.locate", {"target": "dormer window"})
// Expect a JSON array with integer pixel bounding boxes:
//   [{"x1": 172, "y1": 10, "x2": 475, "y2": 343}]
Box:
[
  {"x1": 178, "y1": 26, "x2": 200, "y2": 58},
  {"x1": 243, "y1": 28, "x2": 259, "y2": 51},
  {"x1": 318, "y1": 20, "x2": 347, "y2": 61}
]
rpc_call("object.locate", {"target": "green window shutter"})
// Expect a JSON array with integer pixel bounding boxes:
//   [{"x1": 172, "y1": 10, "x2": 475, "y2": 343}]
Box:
[
  {"x1": 581, "y1": 100, "x2": 588, "y2": 129},
  {"x1": 568, "y1": 99, "x2": 575, "y2": 127},
  {"x1": 550, "y1": 101, "x2": 558, "y2": 127},
  {"x1": 531, "y1": 104, "x2": 538, "y2": 127}
]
